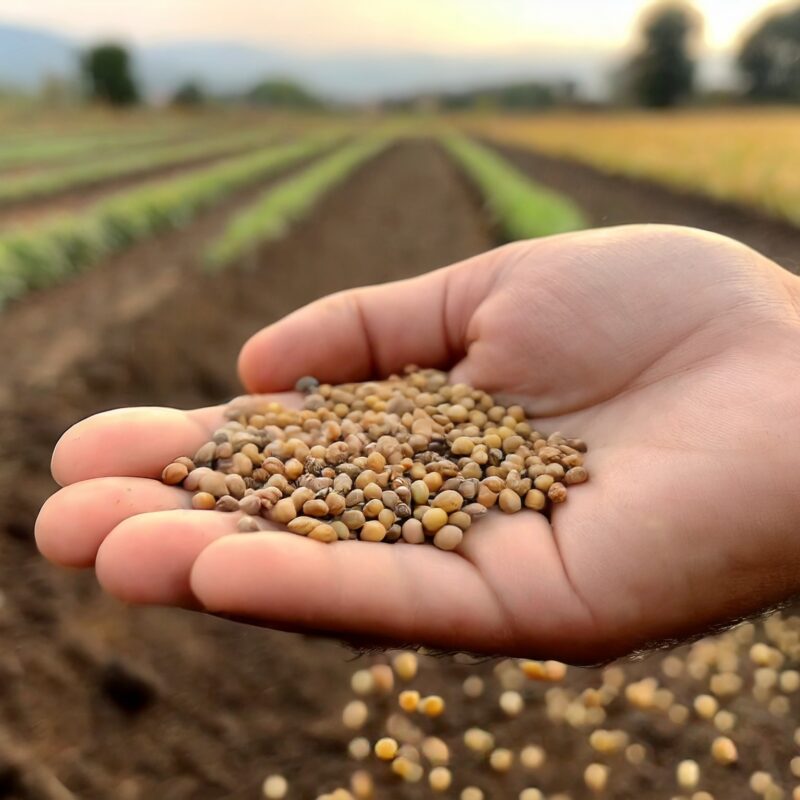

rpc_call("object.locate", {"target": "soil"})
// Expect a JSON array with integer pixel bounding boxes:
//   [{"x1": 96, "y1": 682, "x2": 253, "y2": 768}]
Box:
[
  {"x1": 0, "y1": 139, "x2": 797, "y2": 799},
  {"x1": 491, "y1": 143, "x2": 800, "y2": 274}
]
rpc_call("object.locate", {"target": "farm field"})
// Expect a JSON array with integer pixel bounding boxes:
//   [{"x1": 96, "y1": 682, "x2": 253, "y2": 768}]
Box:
[
  {"x1": 467, "y1": 108, "x2": 800, "y2": 228},
  {"x1": 1, "y1": 110, "x2": 800, "y2": 799}
]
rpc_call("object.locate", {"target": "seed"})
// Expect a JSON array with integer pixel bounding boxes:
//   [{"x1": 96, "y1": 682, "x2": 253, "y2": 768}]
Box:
[
  {"x1": 625, "y1": 743, "x2": 646, "y2": 765},
  {"x1": 348, "y1": 737, "x2": 371, "y2": 760},
  {"x1": 237, "y1": 516, "x2": 260, "y2": 532},
  {"x1": 351, "y1": 669, "x2": 374, "y2": 695},
  {"x1": 239, "y1": 494, "x2": 262, "y2": 516},
  {"x1": 713, "y1": 710, "x2": 736, "y2": 732},
  {"x1": 520, "y1": 791, "x2": 544, "y2": 800},
  {"x1": 781, "y1": 670, "x2": 800, "y2": 693},
  {"x1": 192, "y1": 492, "x2": 216, "y2": 510},
  {"x1": 462, "y1": 675, "x2": 485, "y2": 698},
  {"x1": 432, "y1": 490, "x2": 463, "y2": 513},
  {"x1": 533, "y1": 474, "x2": 554, "y2": 491},
  {"x1": 331, "y1": 520, "x2": 350, "y2": 540},
  {"x1": 410, "y1": 480, "x2": 430, "y2": 504},
  {"x1": 370, "y1": 664, "x2": 394, "y2": 693},
  {"x1": 520, "y1": 745, "x2": 545, "y2": 770},
  {"x1": 216, "y1": 495, "x2": 239, "y2": 512},
  {"x1": 422, "y1": 508, "x2": 448, "y2": 533},
  {"x1": 270, "y1": 497, "x2": 297, "y2": 525},
  {"x1": 433, "y1": 525, "x2": 463, "y2": 551},
  {"x1": 523, "y1": 489, "x2": 546, "y2": 510},
  {"x1": 342, "y1": 700, "x2": 369, "y2": 730},
  {"x1": 452, "y1": 436, "x2": 475, "y2": 455},
  {"x1": 584, "y1": 763, "x2": 609, "y2": 793},
  {"x1": 303, "y1": 498, "x2": 330, "y2": 517},
  {"x1": 349, "y1": 770, "x2": 373, "y2": 800},
  {"x1": 342, "y1": 509, "x2": 366, "y2": 530},
  {"x1": 162, "y1": 462, "x2": 189, "y2": 485},
  {"x1": 262, "y1": 774, "x2": 289, "y2": 799},
  {"x1": 309, "y1": 523, "x2": 337, "y2": 542},
  {"x1": 711, "y1": 736, "x2": 738, "y2": 765},
  {"x1": 564, "y1": 466, "x2": 588, "y2": 485},
  {"x1": 392, "y1": 651, "x2": 418, "y2": 681},
  {"x1": 374, "y1": 737, "x2": 398, "y2": 760},
  {"x1": 498, "y1": 488, "x2": 522, "y2": 513},
  {"x1": 489, "y1": 748, "x2": 514, "y2": 772},
  {"x1": 461, "y1": 788, "x2": 484, "y2": 800},
  {"x1": 464, "y1": 728, "x2": 494, "y2": 753},
  {"x1": 398, "y1": 690, "x2": 420, "y2": 712},
  {"x1": 419, "y1": 695, "x2": 445, "y2": 717},
  {"x1": 401, "y1": 518, "x2": 425, "y2": 544},
  {"x1": 422, "y1": 736, "x2": 449, "y2": 766},
  {"x1": 677, "y1": 760, "x2": 700, "y2": 790},
  {"x1": 694, "y1": 694, "x2": 718, "y2": 719},
  {"x1": 750, "y1": 772, "x2": 773, "y2": 794},
  {"x1": 429, "y1": 766, "x2": 452, "y2": 792},
  {"x1": 499, "y1": 690, "x2": 524, "y2": 717},
  {"x1": 198, "y1": 471, "x2": 228, "y2": 497},
  {"x1": 548, "y1": 482, "x2": 567, "y2": 503},
  {"x1": 361, "y1": 521, "x2": 387, "y2": 542}
]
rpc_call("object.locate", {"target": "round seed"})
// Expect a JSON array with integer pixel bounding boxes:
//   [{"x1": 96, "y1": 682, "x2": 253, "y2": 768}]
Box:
[
  {"x1": 303, "y1": 498, "x2": 330, "y2": 517},
  {"x1": 342, "y1": 509, "x2": 366, "y2": 530},
  {"x1": 429, "y1": 766, "x2": 452, "y2": 792},
  {"x1": 162, "y1": 462, "x2": 189, "y2": 485},
  {"x1": 192, "y1": 492, "x2": 216, "y2": 510},
  {"x1": 422, "y1": 508, "x2": 448, "y2": 533},
  {"x1": 309, "y1": 523, "x2": 337, "y2": 543},
  {"x1": 711, "y1": 736, "x2": 738, "y2": 765},
  {"x1": 448, "y1": 510, "x2": 472, "y2": 530},
  {"x1": 584, "y1": 763, "x2": 609, "y2": 793},
  {"x1": 361, "y1": 521, "x2": 387, "y2": 542},
  {"x1": 419, "y1": 695, "x2": 445, "y2": 717},
  {"x1": 431, "y1": 489, "x2": 463, "y2": 513},
  {"x1": 677, "y1": 760, "x2": 700, "y2": 790},
  {"x1": 262, "y1": 774, "x2": 289, "y2": 799},
  {"x1": 401, "y1": 518, "x2": 425, "y2": 544},
  {"x1": 433, "y1": 525, "x2": 463, "y2": 551},
  {"x1": 342, "y1": 700, "x2": 368, "y2": 730},
  {"x1": 374, "y1": 737, "x2": 398, "y2": 761},
  {"x1": 461, "y1": 789, "x2": 484, "y2": 800},
  {"x1": 489, "y1": 748, "x2": 514, "y2": 772},
  {"x1": 392, "y1": 652, "x2": 418, "y2": 681},
  {"x1": 520, "y1": 745, "x2": 545, "y2": 770},
  {"x1": 398, "y1": 690, "x2": 420, "y2": 712},
  {"x1": 498, "y1": 488, "x2": 522, "y2": 513},
  {"x1": 237, "y1": 516, "x2": 260, "y2": 532},
  {"x1": 499, "y1": 690, "x2": 524, "y2": 717},
  {"x1": 524, "y1": 489, "x2": 546, "y2": 510}
]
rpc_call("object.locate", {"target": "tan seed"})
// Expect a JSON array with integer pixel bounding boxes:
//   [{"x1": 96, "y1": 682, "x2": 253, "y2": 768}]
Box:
[
  {"x1": 433, "y1": 525, "x2": 463, "y2": 551},
  {"x1": 432, "y1": 489, "x2": 463, "y2": 513},
  {"x1": 192, "y1": 492, "x2": 216, "y2": 510},
  {"x1": 422, "y1": 508, "x2": 448, "y2": 533},
  {"x1": 498, "y1": 488, "x2": 522, "y2": 513},
  {"x1": 162, "y1": 462, "x2": 188, "y2": 485},
  {"x1": 361, "y1": 521, "x2": 387, "y2": 542}
]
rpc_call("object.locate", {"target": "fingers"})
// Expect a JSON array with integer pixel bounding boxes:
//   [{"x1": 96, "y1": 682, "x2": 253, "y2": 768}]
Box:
[
  {"x1": 51, "y1": 406, "x2": 225, "y2": 486},
  {"x1": 188, "y1": 513, "x2": 593, "y2": 657},
  {"x1": 36, "y1": 477, "x2": 192, "y2": 568},
  {"x1": 95, "y1": 510, "x2": 277, "y2": 607},
  {"x1": 237, "y1": 248, "x2": 506, "y2": 392}
]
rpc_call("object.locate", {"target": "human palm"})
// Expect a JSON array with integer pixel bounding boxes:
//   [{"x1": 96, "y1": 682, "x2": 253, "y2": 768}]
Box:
[{"x1": 36, "y1": 225, "x2": 800, "y2": 661}]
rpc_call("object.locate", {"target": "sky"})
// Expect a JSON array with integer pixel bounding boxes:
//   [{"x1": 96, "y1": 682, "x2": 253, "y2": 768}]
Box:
[{"x1": 0, "y1": 0, "x2": 783, "y2": 55}]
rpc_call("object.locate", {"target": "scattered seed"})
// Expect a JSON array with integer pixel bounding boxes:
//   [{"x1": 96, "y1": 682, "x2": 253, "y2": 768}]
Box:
[
  {"x1": 429, "y1": 766, "x2": 452, "y2": 792},
  {"x1": 374, "y1": 737, "x2": 398, "y2": 761},
  {"x1": 489, "y1": 747, "x2": 514, "y2": 772},
  {"x1": 262, "y1": 774, "x2": 288, "y2": 799},
  {"x1": 348, "y1": 737, "x2": 371, "y2": 761},
  {"x1": 677, "y1": 760, "x2": 700, "y2": 790},
  {"x1": 392, "y1": 652, "x2": 418, "y2": 681},
  {"x1": 711, "y1": 736, "x2": 738, "y2": 765},
  {"x1": 342, "y1": 700, "x2": 369, "y2": 730},
  {"x1": 584, "y1": 763, "x2": 609, "y2": 793}
]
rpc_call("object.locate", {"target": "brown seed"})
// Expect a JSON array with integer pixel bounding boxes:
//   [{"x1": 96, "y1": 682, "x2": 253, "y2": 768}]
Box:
[
  {"x1": 524, "y1": 489, "x2": 546, "y2": 511},
  {"x1": 363, "y1": 482, "x2": 383, "y2": 501},
  {"x1": 402, "y1": 518, "x2": 425, "y2": 544},
  {"x1": 215, "y1": 495, "x2": 240, "y2": 512},
  {"x1": 411, "y1": 480, "x2": 430, "y2": 504},
  {"x1": 341, "y1": 509, "x2": 366, "y2": 530},
  {"x1": 162, "y1": 462, "x2": 189, "y2": 485},
  {"x1": 534, "y1": 474, "x2": 555, "y2": 491},
  {"x1": 498, "y1": 488, "x2": 522, "y2": 513},
  {"x1": 194, "y1": 441, "x2": 216, "y2": 464},
  {"x1": 272, "y1": 498, "x2": 297, "y2": 524},
  {"x1": 378, "y1": 508, "x2": 395, "y2": 529},
  {"x1": 192, "y1": 492, "x2": 216, "y2": 510},
  {"x1": 303, "y1": 498, "x2": 330, "y2": 517},
  {"x1": 422, "y1": 508, "x2": 448, "y2": 533},
  {"x1": 565, "y1": 466, "x2": 588, "y2": 485},
  {"x1": 225, "y1": 473, "x2": 247, "y2": 499},
  {"x1": 325, "y1": 492, "x2": 346, "y2": 516},
  {"x1": 451, "y1": 436, "x2": 475, "y2": 455},
  {"x1": 431, "y1": 490, "x2": 463, "y2": 513},
  {"x1": 448, "y1": 511, "x2": 472, "y2": 530},
  {"x1": 433, "y1": 525, "x2": 463, "y2": 551},
  {"x1": 309, "y1": 523, "x2": 337, "y2": 543},
  {"x1": 198, "y1": 471, "x2": 228, "y2": 498},
  {"x1": 287, "y1": 516, "x2": 317, "y2": 535},
  {"x1": 462, "y1": 503, "x2": 488, "y2": 519},
  {"x1": 548, "y1": 482, "x2": 567, "y2": 503},
  {"x1": 237, "y1": 516, "x2": 260, "y2": 532},
  {"x1": 477, "y1": 486, "x2": 498, "y2": 508},
  {"x1": 363, "y1": 499, "x2": 384, "y2": 518},
  {"x1": 361, "y1": 521, "x2": 387, "y2": 542},
  {"x1": 239, "y1": 495, "x2": 262, "y2": 515},
  {"x1": 331, "y1": 520, "x2": 350, "y2": 540}
]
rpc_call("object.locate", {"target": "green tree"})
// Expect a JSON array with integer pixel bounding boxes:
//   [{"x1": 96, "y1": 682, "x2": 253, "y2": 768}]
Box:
[
  {"x1": 171, "y1": 81, "x2": 206, "y2": 107},
  {"x1": 627, "y1": 2, "x2": 702, "y2": 108},
  {"x1": 246, "y1": 79, "x2": 323, "y2": 110},
  {"x1": 82, "y1": 44, "x2": 139, "y2": 106},
  {"x1": 738, "y1": 5, "x2": 800, "y2": 101}
]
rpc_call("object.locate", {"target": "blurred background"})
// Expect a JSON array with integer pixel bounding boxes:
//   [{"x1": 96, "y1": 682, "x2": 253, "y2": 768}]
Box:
[{"x1": 0, "y1": 2, "x2": 799, "y2": 799}]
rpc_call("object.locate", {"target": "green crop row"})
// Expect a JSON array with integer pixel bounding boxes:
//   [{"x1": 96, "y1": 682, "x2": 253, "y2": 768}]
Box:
[
  {"x1": 0, "y1": 132, "x2": 343, "y2": 308},
  {"x1": 205, "y1": 136, "x2": 389, "y2": 269},
  {"x1": 440, "y1": 134, "x2": 586, "y2": 241},
  {"x1": 0, "y1": 128, "x2": 285, "y2": 205}
]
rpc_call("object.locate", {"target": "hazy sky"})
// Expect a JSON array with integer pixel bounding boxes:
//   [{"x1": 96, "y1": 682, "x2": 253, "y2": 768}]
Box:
[{"x1": 0, "y1": 0, "x2": 783, "y2": 53}]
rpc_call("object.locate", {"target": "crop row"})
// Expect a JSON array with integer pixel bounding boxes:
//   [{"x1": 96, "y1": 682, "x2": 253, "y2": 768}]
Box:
[
  {"x1": 441, "y1": 134, "x2": 586, "y2": 240},
  {"x1": 206, "y1": 136, "x2": 390, "y2": 268},
  {"x1": 468, "y1": 109, "x2": 800, "y2": 227},
  {"x1": 0, "y1": 132, "x2": 343, "y2": 307},
  {"x1": 0, "y1": 128, "x2": 287, "y2": 206}
]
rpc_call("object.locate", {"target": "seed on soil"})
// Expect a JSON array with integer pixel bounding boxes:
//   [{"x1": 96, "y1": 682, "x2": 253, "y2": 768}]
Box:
[
  {"x1": 710, "y1": 736, "x2": 738, "y2": 765},
  {"x1": 419, "y1": 695, "x2": 445, "y2": 717},
  {"x1": 342, "y1": 700, "x2": 369, "y2": 730},
  {"x1": 348, "y1": 737, "x2": 371, "y2": 761},
  {"x1": 584, "y1": 763, "x2": 609, "y2": 793},
  {"x1": 461, "y1": 788, "x2": 484, "y2": 800},
  {"x1": 429, "y1": 766, "x2": 452, "y2": 792},
  {"x1": 374, "y1": 737, "x2": 399, "y2": 760},
  {"x1": 163, "y1": 368, "x2": 589, "y2": 548},
  {"x1": 677, "y1": 760, "x2": 700, "y2": 790},
  {"x1": 489, "y1": 747, "x2": 514, "y2": 772},
  {"x1": 398, "y1": 690, "x2": 420, "y2": 712},
  {"x1": 349, "y1": 770, "x2": 373, "y2": 800},
  {"x1": 392, "y1": 651, "x2": 419, "y2": 681},
  {"x1": 262, "y1": 774, "x2": 289, "y2": 799},
  {"x1": 520, "y1": 745, "x2": 546, "y2": 770}
]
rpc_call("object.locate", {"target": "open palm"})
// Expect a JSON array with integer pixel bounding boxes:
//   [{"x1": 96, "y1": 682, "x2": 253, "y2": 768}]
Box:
[{"x1": 36, "y1": 225, "x2": 800, "y2": 661}]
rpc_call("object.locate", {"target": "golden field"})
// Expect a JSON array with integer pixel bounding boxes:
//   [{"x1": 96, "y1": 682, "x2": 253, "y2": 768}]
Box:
[{"x1": 468, "y1": 108, "x2": 800, "y2": 227}]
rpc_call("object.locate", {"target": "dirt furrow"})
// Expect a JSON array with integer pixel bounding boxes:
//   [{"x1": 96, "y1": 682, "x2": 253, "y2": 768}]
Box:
[
  {"x1": 0, "y1": 140, "x2": 493, "y2": 800},
  {"x1": 492, "y1": 142, "x2": 800, "y2": 274}
]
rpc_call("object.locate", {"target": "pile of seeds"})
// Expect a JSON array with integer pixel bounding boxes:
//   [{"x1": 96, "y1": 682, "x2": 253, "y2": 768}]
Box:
[{"x1": 161, "y1": 367, "x2": 589, "y2": 549}]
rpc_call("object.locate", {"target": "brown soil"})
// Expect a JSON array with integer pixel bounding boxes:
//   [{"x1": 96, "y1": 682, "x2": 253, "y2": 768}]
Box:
[
  {"x1": 492, "y1": 143, "x2": 800, "y2": 274},
  {"x1": 0, "y1": 139, "x2": 796, "y2": 800}
]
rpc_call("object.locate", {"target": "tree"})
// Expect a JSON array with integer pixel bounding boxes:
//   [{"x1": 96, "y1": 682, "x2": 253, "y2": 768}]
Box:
[
  {"x1": 245, "y1": 79, "x2": 323, "y2": 110},
  {"x1": 82, "y1": 44, "x2": 139, "y2": 106},
  {"x1": 738, "y1": 5, "x2": 800, "y2": 102},
  {"x1": 171, "y1": 81, "x2": 206, "y2": 107},
  {"x1": 626, "y1": 2, "x2": 702, "y2": 108}
]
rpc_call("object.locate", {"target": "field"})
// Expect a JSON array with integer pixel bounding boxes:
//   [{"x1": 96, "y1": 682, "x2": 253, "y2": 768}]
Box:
[
  {"x1": 1, "y1": 108, "x2": 800, "y2": 800},
  {"x1": 468, "y1": 108, "x2": 800, "y2": 228}
]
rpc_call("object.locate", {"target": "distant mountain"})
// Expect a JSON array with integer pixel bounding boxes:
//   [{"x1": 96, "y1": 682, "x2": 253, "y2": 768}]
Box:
[{"x1": 0, "y1": 24, "x2": 76, "y2": 88}]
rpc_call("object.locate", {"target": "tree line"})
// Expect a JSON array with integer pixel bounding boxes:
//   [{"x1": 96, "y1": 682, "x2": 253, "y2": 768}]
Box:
[{"x1": 81, "y1": 2, "x2": 800, "y2": 109}]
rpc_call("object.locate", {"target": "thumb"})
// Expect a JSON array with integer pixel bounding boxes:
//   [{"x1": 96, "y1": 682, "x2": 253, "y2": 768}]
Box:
[{"x1": 237, "y1": 248, "x2": 504, "y2": 392}]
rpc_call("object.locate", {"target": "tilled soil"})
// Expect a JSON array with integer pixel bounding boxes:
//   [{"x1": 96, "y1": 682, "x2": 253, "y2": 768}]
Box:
[
  {"x1": 0, "y1": 139, "x2": 798, "y2": 800},
  {"x1": 493, "y1": 143, "x2": 800, "y2": 274}
]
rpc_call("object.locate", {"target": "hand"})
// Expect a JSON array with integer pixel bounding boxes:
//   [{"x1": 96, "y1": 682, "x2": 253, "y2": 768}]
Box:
[{"x1": 35, "y1": 225, "x2": 800, "y2": 662}]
